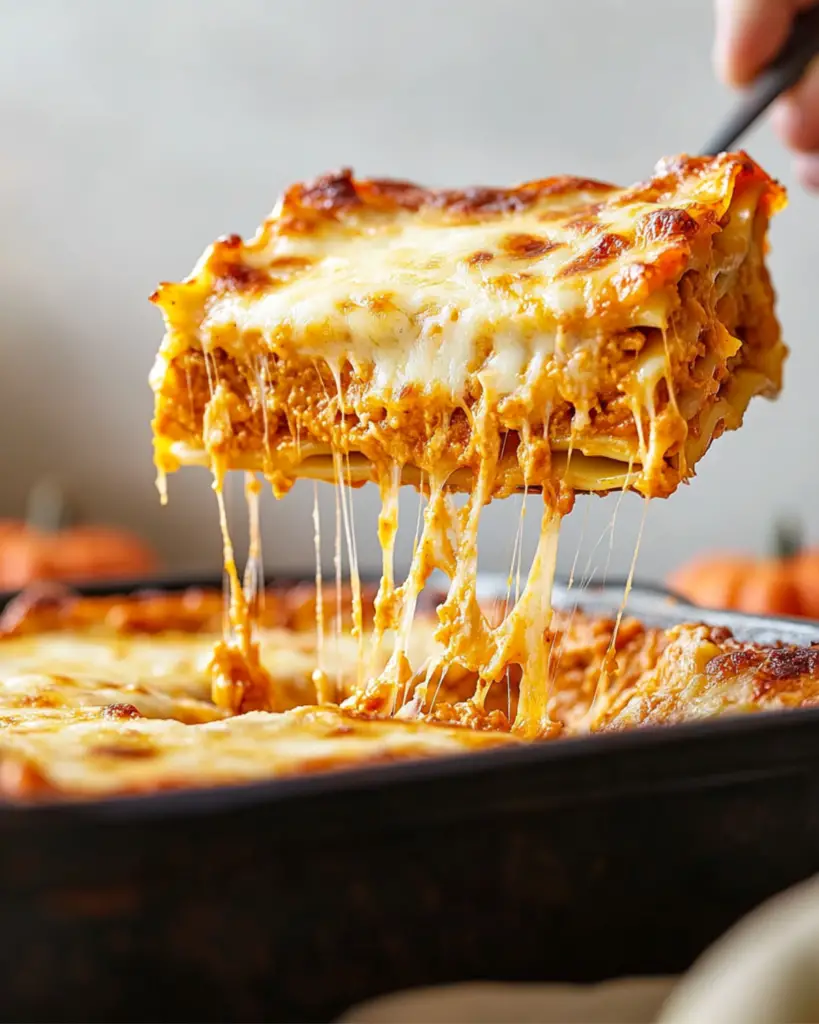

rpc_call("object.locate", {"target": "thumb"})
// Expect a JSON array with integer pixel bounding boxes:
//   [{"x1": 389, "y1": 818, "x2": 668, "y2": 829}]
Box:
[{"x1": 714, "y1": 0, "x2": 802, "y2": 86}]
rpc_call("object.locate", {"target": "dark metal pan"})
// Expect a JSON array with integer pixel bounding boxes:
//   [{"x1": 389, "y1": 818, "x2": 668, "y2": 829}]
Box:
[{"x1": 1, "y1": 576, "x2": 819, "y2": 1023}]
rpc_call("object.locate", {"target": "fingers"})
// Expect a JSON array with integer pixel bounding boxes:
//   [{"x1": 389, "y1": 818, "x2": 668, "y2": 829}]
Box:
[
  {"x1": 715, "y1": 0, "x2": 819, "y2": 190},
  {"x1": 773, "y1": 57, "x2": 819, "y2": 148},
  {"x1": 714, "y1": 0, "x2": 795, "y2": 85},
  {"x1": 793, "y1": 152, "x2": 819, "y2": 188},
  {"x1": 772, "y1": 57, "x2": 819, "y2": 188}
]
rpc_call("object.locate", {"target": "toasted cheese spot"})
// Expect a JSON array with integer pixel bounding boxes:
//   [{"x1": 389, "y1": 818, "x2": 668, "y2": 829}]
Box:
[
  {"x1": 437, "y1": 186, "x2": 538, "y2": 216},
  {"x1": 763, "y1": 647, "x2": 819, "y2": 680},
  {"x1": 637, "y1": 207, "x2": 701, "y2": 244},
  {"x1": 213, "y1": 259, "x2": 270, "y2": 295},
  {"x1": 268, "y1": 256, "x2": 315, "y2": 274},
  {"x1": 558, "y1": 232, "x2": 630, "y2": 278},
  {"x1": 103, "y1": 703, "x2": 143, "y2": 721},
  {"x1": 89, "y1": 738, "x2": 158, "y2": 760},
  {"x1": 704, "y1": 643, "x2": 819, "y2": 698},
  {"x1": 467, "y1": 250, "x2": 495, "y2": 266},
  {"x1": 297, "y1": 168, "x2": 361, "y2": 212},
  {"x1": 500, "y1": 232, "x2": 560, "y2": 259},
  {"x1": 561, "y1": 215, "x2": 599, "y2": 234}
]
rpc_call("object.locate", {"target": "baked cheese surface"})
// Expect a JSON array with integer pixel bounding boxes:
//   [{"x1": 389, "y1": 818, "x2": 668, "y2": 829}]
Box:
[
  {"x1": 1, "y1": 587, "x2": 818, "y2": 801},
  {"x1": 0, "y1": 705, "x2": 518, "y2": 799},
  {"x1": 154, "y1": 156, "x2": 780, "y2": 392}
]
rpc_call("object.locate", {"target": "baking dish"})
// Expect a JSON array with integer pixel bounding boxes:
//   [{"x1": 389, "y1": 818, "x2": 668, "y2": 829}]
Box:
[{"x1": 1, "y1": 575, "x2": 818, "y2": 1023}]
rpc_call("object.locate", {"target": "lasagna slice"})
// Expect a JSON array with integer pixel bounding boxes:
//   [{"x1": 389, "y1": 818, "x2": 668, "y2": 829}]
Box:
[{"x1": 151, "y1": 152, "x2": 785, "y2": 502}]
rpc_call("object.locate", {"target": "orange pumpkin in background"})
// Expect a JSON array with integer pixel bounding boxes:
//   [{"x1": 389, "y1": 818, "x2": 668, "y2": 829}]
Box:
[
  {"x1": 668, "y1": 523, "x2": 819, "y2": 620},
  {"x1": 792, "y1": 551, "x2": 819, "y2": 618},
  {"x1": 0, "y1": 481, "x2": 158, "y2": 590},
  {"x1": 0, "y1": 523, "x2": 157, "y2": 591}
]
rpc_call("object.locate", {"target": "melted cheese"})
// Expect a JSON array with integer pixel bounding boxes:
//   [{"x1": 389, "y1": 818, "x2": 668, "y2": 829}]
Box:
[{"x1": 311, "y1": 481, "x2": 330, "y2": 703}]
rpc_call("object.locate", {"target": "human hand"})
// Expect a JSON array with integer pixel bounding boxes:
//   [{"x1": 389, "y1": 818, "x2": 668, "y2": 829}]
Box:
[{"x1": 715, "y1": 0, "x2": 819, "y2": 188}]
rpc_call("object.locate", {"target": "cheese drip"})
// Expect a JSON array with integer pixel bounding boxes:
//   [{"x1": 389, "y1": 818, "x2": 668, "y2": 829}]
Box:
[
  {"x1": 208, "y1": 476, "x2": 276, "y2": 714},
  {"x1": 197, "y1": 392, "x2": 664, "y2": 739},
  {"x1": 196, "y1": 332, "x2": 591, "y2": 738},
  {"x1": 332, "y1": 382, "x2": 575, "y2": 737},
  {"x1": 356, "y1": 472, "x2": 454, "y2": 712},
  {"x1": 201, "y1": 372, "x2": 276, "y2": 714},
  {"x1": 311, "y1": 481, "x2": 332, "y2": 704},
  {"x1": 197, "y1": 331, "x2": 675, "y2": 741}
]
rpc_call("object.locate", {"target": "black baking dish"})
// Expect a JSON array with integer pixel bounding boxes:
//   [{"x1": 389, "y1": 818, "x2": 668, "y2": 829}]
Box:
[{"x1": 1, "y1": 577, "x2": 819, "y2": 1023}]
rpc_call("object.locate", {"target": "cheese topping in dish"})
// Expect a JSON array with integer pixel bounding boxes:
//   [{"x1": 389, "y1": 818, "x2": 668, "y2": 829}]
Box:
[
  {"x1": 0, "y1": 706, "x2": 518, "y2": 799},
  {"x1": 1, "y1": 586, "x2": 819, "y2": 800},
  {"x1": 0, "y1": 584, "x2": 447, "y2": 718},
  {"x1": 149, "y1": 153, "x2": 785, "y2": 739}
]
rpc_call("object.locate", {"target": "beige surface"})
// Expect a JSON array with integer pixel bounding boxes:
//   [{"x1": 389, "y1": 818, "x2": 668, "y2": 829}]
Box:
[
  {"x1": 660, "y1": 875, "x2": 819, "y2": 1024},
  {"x1": 339, "y1": 978, "x2": 676, "y2": 1024}
]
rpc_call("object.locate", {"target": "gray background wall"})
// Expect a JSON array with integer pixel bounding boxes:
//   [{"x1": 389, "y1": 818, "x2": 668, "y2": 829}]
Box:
[{"x1": 1, "y1": 0, "x2": 815, "y2": 584}]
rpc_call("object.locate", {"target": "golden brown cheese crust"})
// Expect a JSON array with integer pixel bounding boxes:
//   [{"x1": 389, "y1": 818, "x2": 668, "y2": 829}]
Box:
[
  {"x1": 151, "y1": 153, "x2": 785, "y2": 500},
  {"x1": 274, "y1": 169, "x2": 618, "y2": 221}
]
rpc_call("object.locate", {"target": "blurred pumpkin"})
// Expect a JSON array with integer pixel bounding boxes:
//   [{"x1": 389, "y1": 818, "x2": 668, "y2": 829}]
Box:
[
  {"x1": 0, "y1": 480, "x2": 157, "y2": 590},
  {"x1": 668, "y1": 521, "x2": 819, "y2": 620},
  {"x1": 0, "y1": 521, "x2": 27, "y2": 544},
  {"x1": 0, "y1": 524, "x2": 157, "y2": 590}
]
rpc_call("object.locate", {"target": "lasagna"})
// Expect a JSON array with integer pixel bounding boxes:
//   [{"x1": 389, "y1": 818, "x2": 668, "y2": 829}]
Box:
[
  {"x1": 149, "y1": 153, "x2": 786, "y2": 739},
  {"x1": 152, "y1": 152, "x2": 784, "y2": 502},
  {"x1": 0, "y1": 584, "x2": 818, "y2": 800}
]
